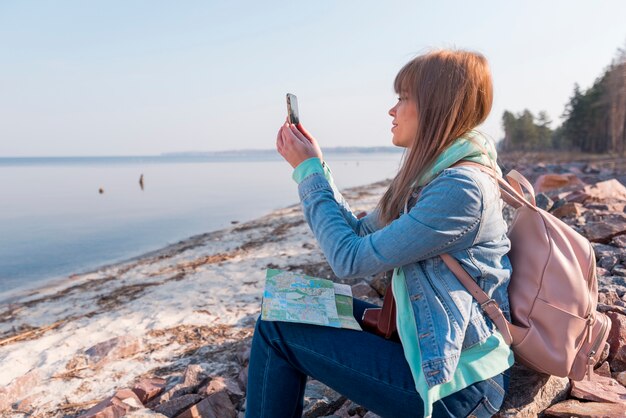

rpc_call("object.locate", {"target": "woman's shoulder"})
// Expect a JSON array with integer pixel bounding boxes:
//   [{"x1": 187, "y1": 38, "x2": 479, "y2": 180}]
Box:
[{"x1": 421, "y1": 165, "x2": 499, "y2": 211}]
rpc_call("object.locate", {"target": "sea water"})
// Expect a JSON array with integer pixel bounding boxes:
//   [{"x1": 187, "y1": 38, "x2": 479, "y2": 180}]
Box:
[{"x1": 0, "y1": 152, "x2": 402, "y2": 297}]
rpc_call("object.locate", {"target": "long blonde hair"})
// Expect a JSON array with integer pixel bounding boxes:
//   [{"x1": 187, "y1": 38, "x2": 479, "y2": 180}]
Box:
[{"x1": 378, "y1": 49, "x2": 494, "y2": 225}]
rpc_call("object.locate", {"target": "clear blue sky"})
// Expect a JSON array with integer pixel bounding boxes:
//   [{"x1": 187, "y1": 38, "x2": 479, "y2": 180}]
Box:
[{"x1": 1, "y1": 1, "x2": 625, "y2": 157}]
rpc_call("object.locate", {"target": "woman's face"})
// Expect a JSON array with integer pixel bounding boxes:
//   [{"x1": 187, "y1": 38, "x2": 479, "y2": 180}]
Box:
[{"x1": 388, "y1": 93, "x2": 418, "y2": 148}]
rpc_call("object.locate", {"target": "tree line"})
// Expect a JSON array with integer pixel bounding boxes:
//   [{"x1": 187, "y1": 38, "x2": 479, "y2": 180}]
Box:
[{"x1": 499, "y1": 42, "x2": 626, "y2": 155}]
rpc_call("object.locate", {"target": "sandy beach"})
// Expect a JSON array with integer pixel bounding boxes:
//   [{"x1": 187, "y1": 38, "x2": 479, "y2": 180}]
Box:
[{"x1": 0, "y1": 178, "x2": 390, "y2": 417}]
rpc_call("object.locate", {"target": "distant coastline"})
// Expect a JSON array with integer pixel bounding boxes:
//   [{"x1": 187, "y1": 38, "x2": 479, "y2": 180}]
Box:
[
  {"x1": 160, "y1": 146, "x2": 404, "y2": 158},
  {"x1": 0, "y1": 147, "x2": 403, "y2": 166}
]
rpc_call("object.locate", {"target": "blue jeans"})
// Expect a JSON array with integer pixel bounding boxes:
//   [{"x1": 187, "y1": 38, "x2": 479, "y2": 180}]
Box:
[{"x1": 245, "y1": 299, "x2": 509, "y2": 418}]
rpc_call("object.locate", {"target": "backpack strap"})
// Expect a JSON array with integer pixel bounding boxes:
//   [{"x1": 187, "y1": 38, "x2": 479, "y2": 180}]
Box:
[{"x1": 440, "y1": 253, "x2": 514, "y2": 345}]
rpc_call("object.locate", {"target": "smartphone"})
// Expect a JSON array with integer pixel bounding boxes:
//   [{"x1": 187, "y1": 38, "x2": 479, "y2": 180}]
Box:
[{"x1": 286, "y1": 93, "x2": 300, "y2": 125}]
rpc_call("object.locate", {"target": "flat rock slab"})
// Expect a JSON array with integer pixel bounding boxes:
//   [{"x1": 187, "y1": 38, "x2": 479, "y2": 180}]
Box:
[
  {"x1": 570, "y1": 373, "x2": 626, "y2": 404},
  {"x1": 544, "y1": 399, "x2": 626, "y2": 418}
]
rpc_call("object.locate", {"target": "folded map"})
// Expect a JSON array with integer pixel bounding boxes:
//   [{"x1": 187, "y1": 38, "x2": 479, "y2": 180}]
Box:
[{"x1": 261, "y1": 269, "x2": 362, "y2": 331}]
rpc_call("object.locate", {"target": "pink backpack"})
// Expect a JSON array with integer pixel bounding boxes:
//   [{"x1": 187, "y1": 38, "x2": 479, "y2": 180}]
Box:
[{"x1": 442, "y1": 163, "x2": 611, "y2": 381}]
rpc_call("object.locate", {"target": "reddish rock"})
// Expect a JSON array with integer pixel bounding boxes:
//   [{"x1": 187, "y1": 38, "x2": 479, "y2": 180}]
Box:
[
  {"x1": 182, "y1": 364, "x2": 208, "y2": 388},
  {"x1": 595, "y1": 361, "x2": 612, "y2": 377},
  {"x1": 153, "y1": 394, "x2": 203, "y2": 417},
  {"x1": 564, "y1": 190, "x2": 591, "y2": 203},
  {"x1": 202, "y1": 376, "x2": 244, "y2": 406},
  {"x1": 175, "y1": 391, "x2": 235, "y2": 418},
  {"x1": 551, "y1": 202, "x2": 583, "y2": 218},
  {"x1": 582, "y1": 221, "x2": 626, "y2": 244},
  {"x1": 132, "y1": 378, "x2": 166, "y2": 404},
  {"x1": 534, "y1": 173, "x2": 585, "y2": 193},
  {"x1": 570, "y1": 372, "x2": 626, "y2": 403},
  {"x1": 78, "y1": 396, "x2": 127, "y2": 418},
  {"x1": 85, "y1": 336, "x2": 143, "y2": 366},
  {"x1": 351, "y1": 282, "x2": 379, "y2": 299},
  {"x1": 599, "y1": 290, "x2": 622, "y2": 305},
  {"x1": 584, "y1": 179, "x2": 626, "y2": 202},
  {"x1": 494, "y1": 363, "x2": 569, "y2": 418},
  {"x1": 615, "y1": 371, "x2": 626, "y2": 386},
  {"x1": 368, "y1": 271, "x2": 391, "y2": 298},
  {"x1": 544, "y1": 399, "x2": 626, "y2": 417},
  {"x1": 607, "y1": 312, "x2": 626, "y2": 361},
  {"x1": 612, "y1": 345, "x2": 626, "y2": 373},
  {"x1": 612, "y1": 235, "x2": 626, "y2": 248},
  {"x1": 113, "y1": 388, "x2": 144, "y2": 409},
  {"x1": 79, "y1": 388, "x2": 145, "y2": 418},
  {"x1": 0, "y1": 370, "x2": 41, "y2": 412}
]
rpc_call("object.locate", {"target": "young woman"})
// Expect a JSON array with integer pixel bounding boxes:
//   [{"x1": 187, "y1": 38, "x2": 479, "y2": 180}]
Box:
[{"x1": 246, "y1": 49, "x2": 513, "y2": 418}]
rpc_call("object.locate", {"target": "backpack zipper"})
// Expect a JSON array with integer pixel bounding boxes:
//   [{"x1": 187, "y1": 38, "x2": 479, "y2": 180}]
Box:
[{"x1": 586, "y1": 314, "x2": 609, "y2": 380}]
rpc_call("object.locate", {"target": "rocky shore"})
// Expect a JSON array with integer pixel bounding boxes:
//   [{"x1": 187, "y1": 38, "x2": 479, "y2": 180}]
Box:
[{"x1": 2, "y1": 154, "x2": 626, "y2": 418}]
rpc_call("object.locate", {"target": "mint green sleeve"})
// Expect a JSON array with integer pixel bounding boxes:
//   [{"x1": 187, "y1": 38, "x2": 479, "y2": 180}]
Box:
[
  {"x1": 292, "y1": 158, "x2": 383, "y2": 236},
  {"x1": 292, "y1": 157, "x2": 327, "y2": 184}
]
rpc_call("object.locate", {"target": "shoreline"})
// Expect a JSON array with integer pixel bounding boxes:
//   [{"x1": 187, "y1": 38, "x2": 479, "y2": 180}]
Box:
[{"x1": 0, "y1": 177, "x2": 390, "y2": 416}]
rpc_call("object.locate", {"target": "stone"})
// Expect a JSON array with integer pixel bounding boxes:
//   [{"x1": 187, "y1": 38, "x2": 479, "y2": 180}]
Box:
[
  {"x1": 182, "y1": 364, "x2": 208, "y2": 388},
  {"x1": 350, "y1": 281, "x2": 379, "y2": 300},
  {"x1": 614, "y1": 266, "x2": 626, "y2": 277},
  {"x1": 535, "y1": 193, "x2": 554, "y2": 211},
  {"x1": 570, "y1": 372, "x2": 626, "y2": 403},
  {"x1": 564, "y1": 190, "x2": 591, "y2": 203},
  {"x1": 175, "y1": 391, "x2": 236, "y2": 418},
  {"x1": 596, "y1": 267, "x2": 610, "y2": 277},
  {"x1": 592, "y1": 243, "x2": 623, "y2": 260},
  {"x1": 0, "y1": 369, "x2": 40, "y2": 412},
  {"x1": 543, "y1": 399, "x2": 626, "y2": 417},
  {"x1": 595, "y1": 361, "x2": 612, "y2": 377},
  {"x1": 599, "y1": 290, "x2": 622, "y2": 306},
  {"x1": 494, "y1": 363, "x2": 569, "y2": 418},
  {"x1": 202, "y1": 376, "x2": 244, "y2": 406},
  {"x1": 235, "y1": 345, "x2": 251, "y2": 367},
  {"x1": 598, "y1": 275, "x2": 626, "y2": 297},
  {"x1": 132, "y1": 378, "x2": 167, "y2": 404},
  {"x1": 78, "y1": 399, "x2": 127, "y2": 418},
  {"x1": 551, "y1": 202, "x2": 583, "y2": 218},
  {"x1": 303, "y1": 379, "x2": 347, "y2": 418},
  {"x1": 85, "y1": 336, "x2": 143, "y2": 367},
  {"x1": 328, "y1": 400, "x2": 366, "y2": 418},
  {"x1": 368, "y1": 271, "x2": 391, "y2": 298},
  {"x1": 78, "y1": 390, "x2": 143, "y2": 418},
  {"x1": 582, "y1": 221, "x2": 626, "y2": 243},
  {"x1": 607, "y1": 312, "x2": 626, "y2": 366},
  {"x1": 584, "y1": 179, "x2": 626, "y2": 201},
  {"x1": 534, "y1": 173, "x2": 585, "y2": 193},
  {"x1": 615, "y1": 370, "x2": 626, "y2": 386},
  {"x1": 114, "y1": 389, "x2": 144, "y2": 407},
  {"x1": 599, "y1": 255, "x2": 620, "y2": 271},
  {"x1": 612, "y1": 235, "x2": 626, "y2": 248},
  {"x1": 237, "y1": 366, "x2": 248, "y2": 392},
  {"x1": 125, "y1": 409, "x2": 168, "y2": 417},
  {"x1": 154, "y1": 394, "x2": 203, "y2": 417},
  {"x1": 362, "y1": 412, "x2": 382, "y2": 418}
]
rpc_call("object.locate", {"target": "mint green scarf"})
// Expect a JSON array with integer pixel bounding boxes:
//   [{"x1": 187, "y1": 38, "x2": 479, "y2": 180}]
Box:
[{"x1": 413, "y1": 130, "x2": 501, "y2": 187}]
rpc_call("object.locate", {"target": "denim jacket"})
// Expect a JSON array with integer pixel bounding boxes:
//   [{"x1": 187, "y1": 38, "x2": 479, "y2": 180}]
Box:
[{"x1": 297, "y1": 164, "x2": 512, "y2": 388}]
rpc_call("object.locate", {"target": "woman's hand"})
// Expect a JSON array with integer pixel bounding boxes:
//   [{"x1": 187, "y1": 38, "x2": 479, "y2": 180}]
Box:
[{"x1": 276, "y1": 122, "x2": 323, "y2": 168}]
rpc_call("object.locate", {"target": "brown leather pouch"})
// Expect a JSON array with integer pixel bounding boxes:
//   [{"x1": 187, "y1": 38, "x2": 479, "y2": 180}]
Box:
[{"x1": 361, "y1": 272, "x2": 400, "y2": 342}]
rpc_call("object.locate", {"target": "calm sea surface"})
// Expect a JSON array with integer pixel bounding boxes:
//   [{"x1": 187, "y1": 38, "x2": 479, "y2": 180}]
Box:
[{"x1": 0, "y1": 153, "x2": 402, "y2": 298}]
